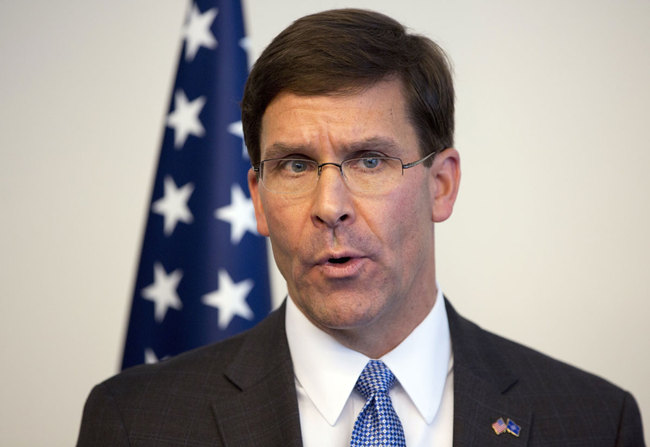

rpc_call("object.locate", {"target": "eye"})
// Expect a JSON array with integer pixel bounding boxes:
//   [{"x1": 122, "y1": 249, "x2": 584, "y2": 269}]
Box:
[
  {"x1": 361, "y1": 157, "x2": 381, "y2": 169},
  {"x1": 347, "y1": 156, "x2": 385, "y2": 171},
  {"x1": 279, "y1": 159, "x2": 311, "y2": 174}
]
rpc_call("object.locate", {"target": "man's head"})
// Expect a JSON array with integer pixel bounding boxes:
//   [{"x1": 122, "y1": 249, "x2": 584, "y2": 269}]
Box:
[
  {"x1": 244, "y1": 9, "x2": 460, "y2": 358},
  {"x1": 242, "y1": 8, "x2": 455, "y2": 166}
]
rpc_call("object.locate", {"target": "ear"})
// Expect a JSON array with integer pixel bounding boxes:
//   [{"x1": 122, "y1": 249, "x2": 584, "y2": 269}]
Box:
[
  {"x1": 429, "y1": 148, "x2": 461, "y2": 222},
  {"x1": 248, "y1": 169, "x2": 270, "y2": 236}
]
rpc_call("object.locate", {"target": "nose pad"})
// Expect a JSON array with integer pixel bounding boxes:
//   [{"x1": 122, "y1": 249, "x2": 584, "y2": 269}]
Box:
[
  {"x1": 312, "y1": 164, "x2": 352, "y2": 227},
  {"x1": 316, "y1": 163, "x2": 346, "y2": 189}
]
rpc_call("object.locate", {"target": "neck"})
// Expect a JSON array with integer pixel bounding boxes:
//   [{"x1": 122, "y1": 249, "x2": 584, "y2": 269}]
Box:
[{"x1": 327, "y1": 286, "x2": 438, "y2": 358}]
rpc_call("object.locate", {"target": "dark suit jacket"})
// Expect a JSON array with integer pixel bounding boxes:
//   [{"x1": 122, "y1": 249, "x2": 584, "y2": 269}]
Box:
[{"x1": 77, "y1": 300, "x2": 645, "y2": 446}]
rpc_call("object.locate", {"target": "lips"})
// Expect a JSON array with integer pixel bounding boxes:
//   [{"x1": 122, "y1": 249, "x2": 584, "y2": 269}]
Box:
[
  {"x1": 315, "y1": 250, "x2": 361, "y2": 265},
  {"x1": 315, "y1": 251, "x2": 367, "y2": 278}
]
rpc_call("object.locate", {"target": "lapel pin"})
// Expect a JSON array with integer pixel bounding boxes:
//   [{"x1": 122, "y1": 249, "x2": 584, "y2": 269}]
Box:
[
  {"x1": 491, "y1": 417, "x2": 507, "y2": 435},
  {"x1": 506, "y1": 418, "x2": 521, "y2": 437}
]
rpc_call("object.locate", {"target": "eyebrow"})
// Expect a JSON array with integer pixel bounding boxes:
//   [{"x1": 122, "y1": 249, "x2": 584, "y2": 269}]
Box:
[
  {"x1": 262, "y1": 137, "x2": 403, "y2": 160},
  {"x1": 346, "y1": 137, "x2": 402, "y2": 156},
  {"x1": 263, "y1": 142, "x2": 311, "y2": 159}
]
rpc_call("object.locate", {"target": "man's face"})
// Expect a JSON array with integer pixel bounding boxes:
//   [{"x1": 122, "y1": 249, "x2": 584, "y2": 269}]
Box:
[{"x1": 248, "y1": 79, "x2": 458, "y2": 355}]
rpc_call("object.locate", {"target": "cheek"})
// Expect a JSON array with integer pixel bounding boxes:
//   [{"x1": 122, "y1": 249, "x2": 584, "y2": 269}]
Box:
[
  {"x1": 366, "y1": 186, "x2": 433, "y2": 254},
  {"x1": 262, "y1": 197, "x2": 309, "y2": 253}
]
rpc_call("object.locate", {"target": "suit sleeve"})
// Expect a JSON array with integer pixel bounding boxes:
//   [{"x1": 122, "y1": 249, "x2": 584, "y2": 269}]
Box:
[
  {"x1": 616, "y1": 391, "x2": 646, "y2": 447},
  {"x1": 76, "y1": 383, "x2": 130, "y2": 447}
]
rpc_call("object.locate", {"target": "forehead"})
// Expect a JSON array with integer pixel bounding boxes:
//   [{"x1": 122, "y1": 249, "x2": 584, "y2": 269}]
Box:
[{"x1": 259, "y1": 79, "x2": 419, "y2": 159}]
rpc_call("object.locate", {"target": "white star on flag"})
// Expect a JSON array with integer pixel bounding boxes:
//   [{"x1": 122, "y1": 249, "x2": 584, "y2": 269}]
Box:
[
  {"x1": 144, "y1": 348, "x2": 159, "y2": 364},
  {"x1": 215, "y1": 184, "x2": 257, "y2": 244},
  {"x1": 166, "y1": 90, "x2": 206, "y2": 149},
  {"x1": 142, "y1": 262, "x2": 183, "y2": 323},
  {"x1": 239, "y1": 37, "x2": 250, "y2": 53},
  {"x1": 183, "y1": 4, "x2": 218, "y2": 61},
  {"x1": 202, "y1": 269, "x2": 254, "y2": 329},
  {"x1": 227, "y1": 121, "x2": 248, "y2": 158},
  {"x1": 152, "y1": 176, "x2": 195, "y2": 236},
  {"x1": 144, "y1": 348, "x2": 168, "y2": 364}
]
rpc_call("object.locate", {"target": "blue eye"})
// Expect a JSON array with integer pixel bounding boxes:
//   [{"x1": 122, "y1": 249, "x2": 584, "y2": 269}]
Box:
[
  {"x1": 288, "y1": 160, "x2": 307, "y2": 173},
  {"x1": 276, "y1": 159, "x2": 312, "y2": 174},
  {"x1": 361, "y1": 157, "x2": 380, "y2": 169}
]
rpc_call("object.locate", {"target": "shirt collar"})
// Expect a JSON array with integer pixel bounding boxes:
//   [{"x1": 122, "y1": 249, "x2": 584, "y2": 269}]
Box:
[
  {"x1": 383, "y1": 287, "x2": 451, "y2": 423},
  {"x1": 285, "y1": 287, "x2": 451, "y2": 425}
]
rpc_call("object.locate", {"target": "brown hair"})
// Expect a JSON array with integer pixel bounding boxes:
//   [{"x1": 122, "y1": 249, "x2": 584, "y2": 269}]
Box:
[{"x1": 241, "y1": 8, "x2": 454, "y2": 165}]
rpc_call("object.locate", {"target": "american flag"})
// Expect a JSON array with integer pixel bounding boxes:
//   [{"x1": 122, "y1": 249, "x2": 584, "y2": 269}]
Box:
[
  {"x1": 492, "y1": 417, "x2": 507, "y2": 435},
  {"x1": 121, "y1": 0, "x2": 271, "y2": 369}
]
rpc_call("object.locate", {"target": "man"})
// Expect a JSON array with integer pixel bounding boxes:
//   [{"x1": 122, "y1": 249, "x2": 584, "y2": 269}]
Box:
[{"x1": 78, "y1": 9, "x2": 644, "y2": 446}]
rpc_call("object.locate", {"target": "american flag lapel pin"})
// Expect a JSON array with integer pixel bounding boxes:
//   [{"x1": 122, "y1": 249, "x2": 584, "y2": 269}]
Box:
[
  {"x1": 491, "y1": 417, "x2": 507, "y2": 435},
  {"x1": 506, "y1": 418, "x2": 521, "y2": 437}
]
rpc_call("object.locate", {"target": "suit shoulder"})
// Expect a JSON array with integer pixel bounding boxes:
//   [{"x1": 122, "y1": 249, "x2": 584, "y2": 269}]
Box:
[
  {"x1": 446, "y1": 300, "x2": 632, "y2": 400},
  {"x1": 486, "y1": 326, "x2": 621, "y2": 390},
  {"x1": 78, "y1": 308, "x2": 294, "y2": 445},
  {"x1": 98, "y1": 308, "x2": 282, "y2": 396},
  {"x1": 96, "y1": 337, "x2": 236, "y2": 402},
  {"x1": 447, "y1": 306, "x2": 645, "y2": 444}
]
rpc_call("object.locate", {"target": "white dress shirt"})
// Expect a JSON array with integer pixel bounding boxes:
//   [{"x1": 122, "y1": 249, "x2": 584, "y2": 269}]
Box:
[{"x1": 285, "y1": 288, "x2": 454, "y2": 447}]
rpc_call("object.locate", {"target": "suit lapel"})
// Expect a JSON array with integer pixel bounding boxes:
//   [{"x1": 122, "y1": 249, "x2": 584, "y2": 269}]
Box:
[
  {"x1": 446, "y1": 299, "x2": 532, "y2": 446},
  {"x1": 211, "y1": 303, "x2": 303, "y2": 447}
]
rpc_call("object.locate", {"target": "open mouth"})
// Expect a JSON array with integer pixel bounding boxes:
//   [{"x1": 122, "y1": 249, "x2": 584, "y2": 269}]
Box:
[
  {"x1": 318, "y1": 254, "x2": 364, "y2": 277},
  {"x1": 328, "y1": 257, "x2": 351, "y2": 264}
]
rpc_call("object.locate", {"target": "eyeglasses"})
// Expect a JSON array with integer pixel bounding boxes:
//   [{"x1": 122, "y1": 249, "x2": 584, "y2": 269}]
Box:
[{"x1": 253, "y1": 152, "x2": 435, "y2": 195}]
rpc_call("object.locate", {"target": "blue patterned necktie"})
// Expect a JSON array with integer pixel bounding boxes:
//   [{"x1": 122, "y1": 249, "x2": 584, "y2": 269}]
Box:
[{"x1": 350, "y1": 360, "x2": 407, "y2": 447}]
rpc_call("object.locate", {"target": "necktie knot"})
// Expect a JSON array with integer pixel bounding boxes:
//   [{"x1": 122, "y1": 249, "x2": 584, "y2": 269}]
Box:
[
  {"x1": 355, "y1": 359, "x2": 396, "y2": 398},
  {"x1": 350, "y1": 360, "x2": 406, "y2": 447}
]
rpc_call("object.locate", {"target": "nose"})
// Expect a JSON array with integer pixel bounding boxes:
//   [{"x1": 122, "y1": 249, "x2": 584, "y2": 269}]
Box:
[{"x1": 311, "y1": 163, "x2": 354, "y2": 228}]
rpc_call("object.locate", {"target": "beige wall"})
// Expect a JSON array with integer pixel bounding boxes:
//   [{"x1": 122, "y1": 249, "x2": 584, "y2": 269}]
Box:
[{"x1": 0, "y1": 0, "x2": 648, "y2": 444}]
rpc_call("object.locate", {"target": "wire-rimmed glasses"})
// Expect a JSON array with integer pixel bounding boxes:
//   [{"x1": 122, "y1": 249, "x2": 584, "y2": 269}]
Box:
[{"x1": 253, "y1": 152, "x2": 435, "y2": 195}]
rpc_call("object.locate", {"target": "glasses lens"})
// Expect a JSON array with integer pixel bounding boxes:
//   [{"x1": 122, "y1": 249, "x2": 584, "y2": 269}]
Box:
[
  {"x1": 261, "y1": 159, "x2": 318, "y2": 194},
  {"x1": 342, "y1": 157, "x2": 402, "y2": 193}
]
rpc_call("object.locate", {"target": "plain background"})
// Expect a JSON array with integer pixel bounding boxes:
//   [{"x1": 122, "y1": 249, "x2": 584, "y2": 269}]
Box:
[{"x1": 1, "y1": 0, "x2": 648, "y2": 445}]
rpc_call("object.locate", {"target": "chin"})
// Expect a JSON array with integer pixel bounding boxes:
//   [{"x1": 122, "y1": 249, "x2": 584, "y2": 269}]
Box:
[{"x1": 310, "y1": 294, "x2": 386, "y2": 330}]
